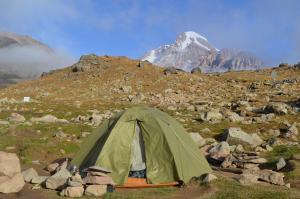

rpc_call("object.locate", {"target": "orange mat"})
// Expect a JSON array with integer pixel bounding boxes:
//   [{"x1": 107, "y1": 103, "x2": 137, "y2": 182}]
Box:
[{"x1": 116, "y1": 177, "x2": 179, "y2": 188}]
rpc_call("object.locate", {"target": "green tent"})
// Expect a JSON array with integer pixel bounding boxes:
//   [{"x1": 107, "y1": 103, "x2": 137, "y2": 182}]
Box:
[{"x1": 71, "y1": 106, "x2": 211, "y2": 185}]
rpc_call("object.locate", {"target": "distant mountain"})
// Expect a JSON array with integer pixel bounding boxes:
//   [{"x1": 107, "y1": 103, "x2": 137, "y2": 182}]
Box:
[
  {"x1": 142, "y1": 31, "x2": 263, "y2": 72},
  {"x1": 0, "y1": 32, "x2": 52, "y2": 51},
  {"x1": 0, "y1": 32, "x2": 75, "y2": 86}
]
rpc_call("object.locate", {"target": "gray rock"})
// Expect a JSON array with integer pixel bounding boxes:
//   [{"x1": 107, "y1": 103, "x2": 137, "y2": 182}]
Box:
[
  {"x1": 90, "y1": 113, "x2": 103, "y2": 126},
  {"x1": 60, "y1": 186, "x2": 84, "y2": 198},
  {"x1": 200, "y1": 109, "x2": 223, "y2": 122},
  {"x1": 209, "y1": 141, "x2": 231, "y2": 160},
  {"x1": 264, "y1": 103, "x2": 288, "y2": 115},
  {"x1": 54, "y1": 131, "x2": 67, "y2": 139},
  {"x1": 84, "y1": 185, "x2": 107, "y2": 197},
  {"x1": 238, "y1": 174, "x2": 258, "y2": 185},
  {"x1": 0, "y1": 120, "x2": 9, "y2": 125},
  {"x1": 244, "y1": 169, "x2": 285, "y2": 186},
  {"x1": 202, "y1": 174, "x2": 217, "y2": 183},
  {"x1": 276, "y1": 158, "x2": 286, "y2": 170},
  {"x1": 31, "y1": 114, "x2": 68, "y2": 123},
  {"x1": 68, "y1": 173, "x2": 83, "y2": 187},
  {"x1": 189, "y1": 133, "x2": 206, "y2": 147},
  {"x1": 224, "y1": 127, "x2": 263, "y2": 147},
  {"x1": 284, "y1": 124, "x2": 299, "y2": 139},
  {"x1": 31, "y1": 176, "x2": 48, "y2": 184},
  {"x1": 47, "y1": 163, "x2": 59, "y2": 173},
  {"x1": 45, "y1": 168, "x2": 71, "y2": 190},
  {"x1": 0, "y1": 151, "x2": 21, "y2": 176},
  {"x1": 0, "y1": 173, "x2": 25, "y2": 194},
  {"x1": 21, "y1": 168, "x2": 38, "y2": 183},
  {"x1": 8, "y1": 113, "x2": 25, "y2": 123}
]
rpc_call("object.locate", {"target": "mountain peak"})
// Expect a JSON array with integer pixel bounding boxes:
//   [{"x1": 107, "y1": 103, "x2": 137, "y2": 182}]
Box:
[
  {"x1": 142, "y1": 31, "x2": 263, "y2": 72},
  {"x1": 175, "y1": 31, "x2": 214, "y2": 51}
]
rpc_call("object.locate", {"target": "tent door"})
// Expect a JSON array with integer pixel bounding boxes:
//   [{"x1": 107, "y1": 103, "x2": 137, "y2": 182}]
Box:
[{"x1": 129, "y1": 121, "x2": 146, "y2": 178}]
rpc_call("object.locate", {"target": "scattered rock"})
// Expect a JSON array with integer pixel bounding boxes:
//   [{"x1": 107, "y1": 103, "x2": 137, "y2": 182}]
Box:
[
  {"x1": 191, "y1": 67, "x2": 202, "y2": 74},
  {"x1": 0, "y1": 151, "x2": 21, "y2": 176},
  {"x1": 0, "y1": 173, "x2": 25, "y2": 194},
  {"x1": 223, "y1": 127, "x2": 263, "y2": 147},
  {"x1": 202, "y1": 174, "x2": 217, "y2": 183},
  {"x1": 238, "y1": 174, "x2": 258, "y2": 185},
  {"x1": 189, "y1": 133, "x2": 206, "y2": 147},
  {"x1": 31, "y1": 115, "x2": 68, "y2": 123},
  {"x1": 0, "y1": 120, "x2": 9, "y2": 125},
  {"x1": 200, "y1": 109, "x2": 223, "y2": 122},
  {"x1": 209, "y1": 141, "x2": 231, "y2": 160},
  {"x1": 264, "y1": 103, "x2": 289, "y2": 115},
  {"x1": 84, "y1": 185, "x2": 107, "y2": 197},
  {"x1": 31, "y1": 176, "x2": 48, "y2": 184},
  {"x1": 68, "y1": 173, "x2": 83, "y2": 187},
  {"x1": 60, "y1": 186, "x2": 84, "y2": 198},
  {"x1": 276, "y1": 158, "x2": 286, "y2": 170},
  {"x1": 8, "y1": 113, "x2": 25, "y2": 123},
  {"x1": 45, "y1": 168, "x2": 71, "y2": 190},
  {"x1": 47, "y1": 163, "x2": 60, "y2": 173},
  {"x1": 22, "y1": 168, "x2": 38, "y2": 183},
  {"x1": 244, "y1": 169, "x2": 285, "y2": 186}
]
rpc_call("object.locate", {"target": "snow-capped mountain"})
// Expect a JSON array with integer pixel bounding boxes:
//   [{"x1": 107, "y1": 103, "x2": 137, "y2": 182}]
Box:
[{"x1": 142, "y1": 31, "x2": 263, "y2": 72}]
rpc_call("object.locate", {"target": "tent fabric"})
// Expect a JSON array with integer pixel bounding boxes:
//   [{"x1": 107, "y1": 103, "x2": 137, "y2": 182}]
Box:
[{"x1": 71, "y1": 106, "x2": 211, "y2": 185}]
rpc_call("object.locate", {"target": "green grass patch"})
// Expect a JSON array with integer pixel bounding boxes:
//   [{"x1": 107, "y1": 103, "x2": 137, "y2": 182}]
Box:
[
  {"x1": 208, "y1": 177, "x2": 295, "y2": 199},
  {"x1": 265, "y1": 145, "x2": 300, "y2": 162},
  {"x1": 104, "y1": 187, "x2": 176, "y2": 199}
]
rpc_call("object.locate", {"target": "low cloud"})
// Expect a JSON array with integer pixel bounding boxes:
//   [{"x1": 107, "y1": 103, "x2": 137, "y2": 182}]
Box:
[{"x1": 0, "y1": 45, "x2": 76, "y2": 78}]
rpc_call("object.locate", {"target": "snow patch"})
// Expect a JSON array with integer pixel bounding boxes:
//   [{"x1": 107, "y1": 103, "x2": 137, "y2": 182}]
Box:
[
  {"x1": 142, "y1": 50, "x2": 157, "y2": 62},
  {"x1": 179, "y1": 31, "x2": 211, "y2": 51}
]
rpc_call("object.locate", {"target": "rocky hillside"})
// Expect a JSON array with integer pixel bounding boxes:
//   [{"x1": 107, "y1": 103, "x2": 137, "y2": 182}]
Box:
[
  {"x1": 0, "y1": 55, "x2": 300, "y2": 198},
  {"x1": 142, "y1": 31, "x2": 263, "y2": 72}
]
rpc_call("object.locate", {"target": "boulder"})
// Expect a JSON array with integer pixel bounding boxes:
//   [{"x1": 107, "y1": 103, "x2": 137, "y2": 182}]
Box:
[
  {"x1": 191, "y1": 67, "x2": 202, "y2": 74},
  {"x1": 0, "y1": 173, "x2": 25, "y2": 194},
  {"x1": 276, "y1": 158, "x2": 286, "y2": 170},
  {"x1": 90, "y1": 113, "x2": 103, "y2": 126},
  {"x1": 189, "y1": 133, "x2": 206, "y2": 147},
  {"x1": 31, "y1": 114, "x2": 68, "y2": 123},
  {"x1": 8, "y1": 113, "x2": 25, "y2": 123},
  {"x1": 202, "y1": 174, "x2": 217, "y2": 183},
  {"x1": 244, "y1": 169, "x2": 285, "y2": 186},
  {"x1": 21, "y1": 168, "x2": 38, "y2": 183},
  {"x1": 83, "y1": 175, "x2": 114, "y2": 185},
  {"x1": 31, "y1": 176, "x2": 48, "y2": 184},
  {"x1": 45, "y1": 168, "x2": 71, "y2": 190},
  {"x1": 68, "y1": 173, "x2": 83, "y2": 187},
  {"x1": 60, "y1": 186, "x2": 84, "y2": 198},
  {"x1": 0, "y1": 151, "x2": 21, "y2": 176},
  {"x1": 264, "y1": 103, "x2": 288, "y2": 115},
  {"x1": 47, "y1": 162, "x2": 60, "y2": 173},
  {"x1": 238, "y1": 174, "x2": 258, "y2": 185},
  {"x1": 223, "y1": 127, "x2": 263, "y2": 147},
  {"x1": 200, "y1": 109, "x2": 223, "y2": 122},
  {"x1": 164, "y1": 67, "x2": 181, "y2": 75},
  {"x1": 84, "y1": 185, "x2": 107, "y2": 197},
  {"x1": 0, "y1": 120, "x2": 9, "y2": 125},
  {"x1": 209, "y1": 142, "x2": 231, "y2": 160},
  {"x1": 284, "y1": 124, "x2": 299, "y2": 139}
]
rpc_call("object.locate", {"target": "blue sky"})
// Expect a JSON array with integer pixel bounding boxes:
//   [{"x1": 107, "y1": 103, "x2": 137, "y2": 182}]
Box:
[{"x1": 0, "y1": 0, "x2": 300, "y2": 66}]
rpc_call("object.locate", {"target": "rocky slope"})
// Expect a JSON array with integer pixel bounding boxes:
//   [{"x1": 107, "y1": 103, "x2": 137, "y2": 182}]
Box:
[
  {"x1": 142, "y1": 31, "x2": 263, "y2": 72},
  {"x1": 0, "y1": 55, "x2": 300, "y2": 198}
]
